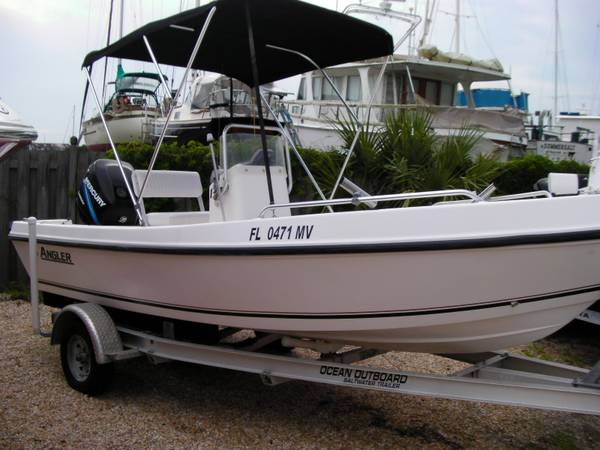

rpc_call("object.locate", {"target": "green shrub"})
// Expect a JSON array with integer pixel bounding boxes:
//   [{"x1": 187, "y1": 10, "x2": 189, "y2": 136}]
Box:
[
  {"x1": 494, "y1": 154, "x2": 589, "y2": 194},
  {"x1": 107, "y1": 141, "x2": 335, "y2": 208},
  {"x1": 105, "y1": 133, "x2": 591, "y2": 212}
]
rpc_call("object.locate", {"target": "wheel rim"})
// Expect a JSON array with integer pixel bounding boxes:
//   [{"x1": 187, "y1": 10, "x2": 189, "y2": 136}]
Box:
[{"x1": 67, "y1": 335, "x2": 92, "y2": 382}]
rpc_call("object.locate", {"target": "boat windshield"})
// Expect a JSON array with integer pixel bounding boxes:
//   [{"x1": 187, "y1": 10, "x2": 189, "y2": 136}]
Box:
[
  {"x1": 225, "y1": 131, "x2": 286, "y2": 168},
  {"x1": 116, "y1": 74, "x2": 162, "y2": 93}
]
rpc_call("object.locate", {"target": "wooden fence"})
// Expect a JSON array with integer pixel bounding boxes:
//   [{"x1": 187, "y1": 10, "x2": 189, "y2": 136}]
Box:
[{"x1": 0, "y1": 145, "x2": 102, "y2": 290}]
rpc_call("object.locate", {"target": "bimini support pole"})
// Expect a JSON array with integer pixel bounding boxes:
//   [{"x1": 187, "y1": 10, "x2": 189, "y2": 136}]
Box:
[
  {"x1": 84, "y1": 67, "x2": 146, "y2": 225},
  {"x1": 259, "y1": 91, "x2": 334, "y2": 213},
  {"x1": 246, "y1": 0, "x2": 275, "y2": 205},
  {"x1": 137, "y1": 6, "x2": 217, "y2": 203},
  {"x1": 142, "y1": 35, "x2": 173, "y2": 102},
  {"x1": 266, "y1": 45, "x2": 360, "y2": 125},
  {"x1": 329, "y1": 56, "x2": 390, "y2": 199},
  {"x1": 266, "y1": 44, "x2": 391, "y2": 200}
]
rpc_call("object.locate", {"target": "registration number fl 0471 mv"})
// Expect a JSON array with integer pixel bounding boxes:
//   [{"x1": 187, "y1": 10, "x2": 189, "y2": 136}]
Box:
[{"x1": 249, "y1": 225, "x2": 314, "y2": 241}]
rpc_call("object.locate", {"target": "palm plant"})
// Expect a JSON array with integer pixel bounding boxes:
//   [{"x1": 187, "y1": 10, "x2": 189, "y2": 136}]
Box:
[{"x1": 318, "y1": 109, "x2": 501, "y2": 203}]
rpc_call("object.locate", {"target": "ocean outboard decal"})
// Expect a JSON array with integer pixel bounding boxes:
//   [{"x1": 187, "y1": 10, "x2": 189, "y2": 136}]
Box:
[
  {"x1": 319, "y1": 365, "x2": 408, "y2": 389},
  {"x1": 40, "y1": 246, "x2": 74, "y2": 265}
]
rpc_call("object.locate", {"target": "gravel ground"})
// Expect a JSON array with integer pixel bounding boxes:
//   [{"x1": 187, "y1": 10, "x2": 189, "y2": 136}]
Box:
[{"x1": 1, "y1": 298, "x2": 599, "y2": 450}]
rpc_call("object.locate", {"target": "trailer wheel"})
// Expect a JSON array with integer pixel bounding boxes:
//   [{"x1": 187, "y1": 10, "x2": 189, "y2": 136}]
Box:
[{"x1": 60, "y1": 320, "x2": 113, "y2": 395}]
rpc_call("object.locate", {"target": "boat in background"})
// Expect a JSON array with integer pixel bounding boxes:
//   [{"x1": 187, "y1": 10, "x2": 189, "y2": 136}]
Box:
[
  {"x1": 82, "y1": 72, "x2": 166, "y2": 151},
  {"x1": 152, "y1": 72, "x2": 289, "y2": 145},
  {"x1": 0, "y1": 98, "x2": 38, "y2": 160},
  {"x1": 526, "y1": 110, "x2": 595, "y2": 164},
  {"x1": 523, "y1": 2, "x2": 596, "y2": 165},
  {"x1": 284, "y1": 2, "x2": 527, "y2": 160}
]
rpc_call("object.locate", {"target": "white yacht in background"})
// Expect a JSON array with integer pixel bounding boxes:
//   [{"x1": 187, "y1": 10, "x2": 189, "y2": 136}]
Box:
[
  {"x1": 0, "y1": 98, "x2": 38, "y2": 160},
  {"x1": 284, "y1": 2, "x2": 527, "y2": 159}
]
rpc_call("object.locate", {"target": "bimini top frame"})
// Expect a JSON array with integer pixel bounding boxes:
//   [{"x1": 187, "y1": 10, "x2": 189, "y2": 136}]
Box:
[
  {"x1": 82, "y1": 0, "x2": 393, "y2": 88},
  {"x1": 80, "y1": 0, "x2": 394, "y2": 225}
]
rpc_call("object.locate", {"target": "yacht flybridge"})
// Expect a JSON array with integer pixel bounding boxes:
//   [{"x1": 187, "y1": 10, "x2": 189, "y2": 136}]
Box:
[{"x1": 8, "y1": 0, "x2": 600, "y2": 410}]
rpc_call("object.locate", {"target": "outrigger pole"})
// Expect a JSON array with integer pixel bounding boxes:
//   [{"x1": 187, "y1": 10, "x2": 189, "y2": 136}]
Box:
[{"x1": 246, "y1": 0, "x2": 275, "y2": 205}]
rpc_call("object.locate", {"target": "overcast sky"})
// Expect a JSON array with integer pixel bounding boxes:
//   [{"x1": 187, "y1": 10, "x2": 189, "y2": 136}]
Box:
[{"x1": 1, "y1": 0, "x2": 599, "y2": 143}]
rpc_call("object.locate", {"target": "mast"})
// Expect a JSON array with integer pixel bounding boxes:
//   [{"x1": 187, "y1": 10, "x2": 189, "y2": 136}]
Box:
[
  {"x1": 101, "y1": 0, "x2": 115, "y2": 104},
  {"x1": 118, "y1": 0, "x2": 124, "y2": 66},
  {"x1": 554, "y1": 0, "x2": 559, "y2": 125},
  {"x1": 455, "y1": 0, "x2": 460, "y2": 53},
  {"x1": 418, "y1": 0, "x2": 432, "y2": 48}
]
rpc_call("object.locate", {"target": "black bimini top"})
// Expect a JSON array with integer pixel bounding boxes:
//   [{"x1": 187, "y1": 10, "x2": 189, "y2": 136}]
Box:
[{"x1": 81, "y1": 0, "x2": 394, "y2": 87}]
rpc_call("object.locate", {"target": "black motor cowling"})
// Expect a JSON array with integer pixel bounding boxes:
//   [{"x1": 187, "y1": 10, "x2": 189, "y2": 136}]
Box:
[{"x1": 77, "y1": 159, "x2": 137, "y2": 225}]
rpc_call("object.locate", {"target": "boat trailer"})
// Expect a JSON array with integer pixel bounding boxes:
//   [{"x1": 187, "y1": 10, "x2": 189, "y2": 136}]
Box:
[{"x1": 25, "y1": 218, "x2": 600, "y2": 416}]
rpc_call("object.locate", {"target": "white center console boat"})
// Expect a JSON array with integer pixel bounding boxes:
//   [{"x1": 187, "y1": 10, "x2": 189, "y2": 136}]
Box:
[
  {"x1": 9, "y1": 0, "x2": 600, "y2": 355},
  {"x1": 8, "y1": 0, "x2": 600, "y2": 414}
]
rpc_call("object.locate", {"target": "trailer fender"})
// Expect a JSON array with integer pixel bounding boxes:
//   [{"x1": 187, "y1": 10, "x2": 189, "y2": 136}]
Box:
[{"x1": 51, "y1": 303, "x2": 123, "y2": 365}]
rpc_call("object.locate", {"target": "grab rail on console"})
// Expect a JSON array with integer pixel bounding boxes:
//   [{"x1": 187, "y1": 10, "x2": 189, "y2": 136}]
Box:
[{"x1": 258, "y1": 189, "x2": 481, "y2": 217}]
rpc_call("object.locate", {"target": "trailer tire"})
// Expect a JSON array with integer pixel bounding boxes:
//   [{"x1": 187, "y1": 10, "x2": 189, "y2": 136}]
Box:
[{"x1": 59, "y1": 320, "x2": 113, "y2": 395}]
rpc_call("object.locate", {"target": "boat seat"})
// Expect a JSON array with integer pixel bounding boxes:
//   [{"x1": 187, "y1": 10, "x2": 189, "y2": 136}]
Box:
[
  {"x1": 132, "y1": 170, "x2": 209, "y2": 226},
  {"x1": 547, "y1": 173, "x2": 579, "y2": 196}
]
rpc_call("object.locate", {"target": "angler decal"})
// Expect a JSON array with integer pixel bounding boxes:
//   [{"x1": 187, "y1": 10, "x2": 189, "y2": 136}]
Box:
[
  {"x1": 40, "y1": 246, "x2": 74, "y2": 265},
  {"x1": 319, "y1": 365, "x2": 408, "y2": 389},
  {"x1": 249, "y1": 225, "x2": 315, "y2": 241},
  {"x1": 83, "y1": 177, "x2": 106, "y2": 208}
]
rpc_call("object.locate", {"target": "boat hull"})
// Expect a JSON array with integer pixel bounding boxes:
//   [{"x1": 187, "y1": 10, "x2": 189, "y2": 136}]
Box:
[
  {"x1": 10, "y1": 195, "x2": 600, "y2": 353},
  {"x1": 82, "y1": 113, "x2": 155, "y2": 151},
  {"x1": 0, "y1": 112, "x2": 38, "y2": 160},
  {"x1": 16, "y1": 241, "x2": 598, "y2": 353}
]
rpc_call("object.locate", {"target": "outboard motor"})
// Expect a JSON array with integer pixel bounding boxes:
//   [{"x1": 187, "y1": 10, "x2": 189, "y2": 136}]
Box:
[{"x1": 77, "y1": 159, "x2": 137, "y2": 225}]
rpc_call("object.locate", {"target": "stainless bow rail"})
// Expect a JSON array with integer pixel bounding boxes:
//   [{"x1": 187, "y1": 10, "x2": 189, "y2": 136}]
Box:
[{"x1": 259, "y1": 189, "x2": 481, "y2": 217}]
